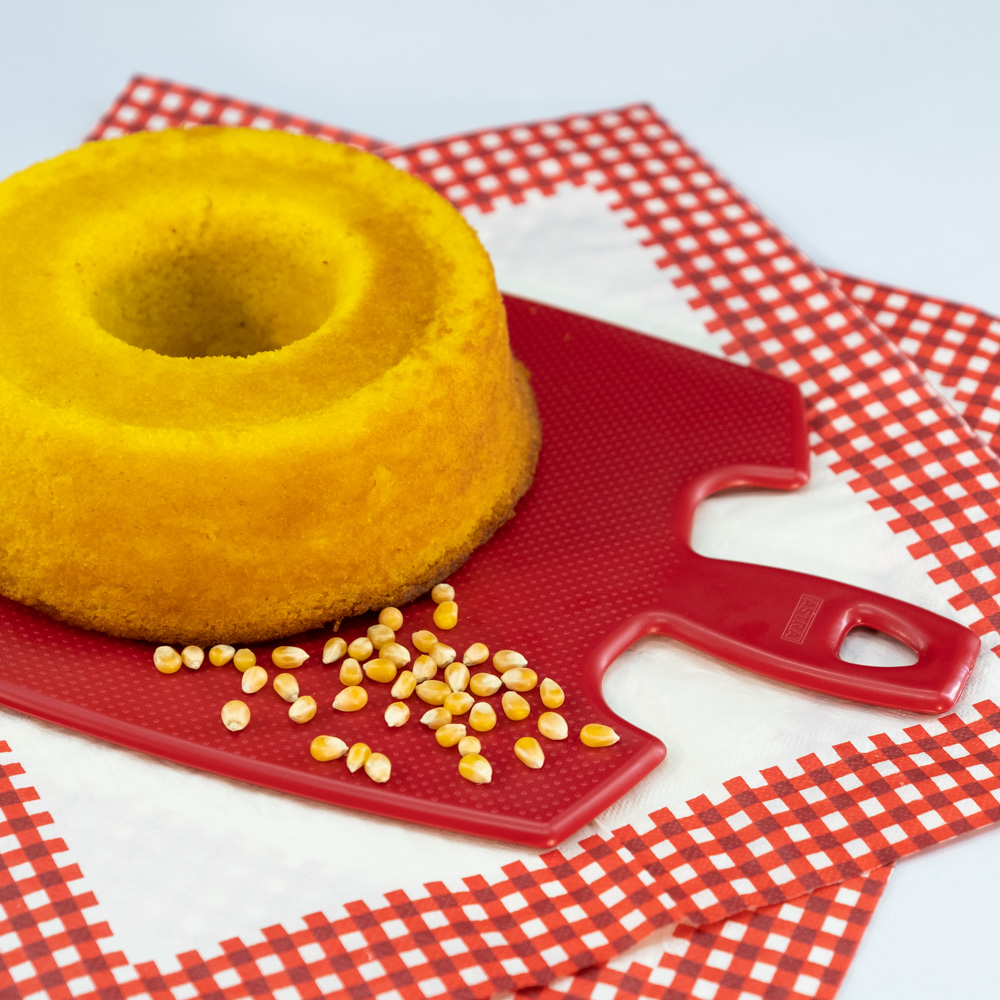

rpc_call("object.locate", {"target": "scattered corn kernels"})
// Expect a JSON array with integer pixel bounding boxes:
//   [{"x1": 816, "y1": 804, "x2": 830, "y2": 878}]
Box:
[
  {"x1": 457, "y1": 735, "x2": 482, "y2": 756},
  {"x1": 380, "y1": 642, "x2": 411, "y2": 667},
  {"x1": 502, "y1": 690, "x2": 531, "y2": 721},
  {"x1": 346, "y1": 742, "x2": 371, "y2": 772},
  {"x1": 433, "y1": 600, "x2": 458, "y2": 630},
  {"x1": 580, "y1": 724, "x2": 620, "y2": 747},
  {"x1": 390, "y1": 670, "x2": 417, "y2": 700},
  {"x1": 469, "y1": 672, "x2": 502, "y2": 697},
  {"x1": 333, "y1": 686, "x2": 368, "y2": 712},
  {"x1": 411, "y1": 630, "x2": 437, "y2": 654},
  {"x1": 384, "y1": 701, "x2": 410, "y2": 727},
  {"x1": 435, "y1": 723, "x2": 467, "y2": 747},
  {"x1": 379, "y1": 606, "x2": 404, "y2": 630},
  {"x1": 443, "y1": 691, "x2": 474, "y2": 716},
  {"x1": 444, "y1": 661, "x2": 470, "y2": 692},
  {"x1": 233, "y1": 648, "x2": 256, "y2": 672},
  {"x1": 462, "y1": 642, "x2": 489, "y2": 666},
  {"x1": 429, "y1": 642, "x2": 456, "y2": 668},
  {"x1": 241, "y1": 665, "x2": 268, "y2": 694},
  {"x1": 364, "y1": 657, "x2": 397, "y2": 684},
  {"x1": 310, "y1": 735, "x2": 348, "y2": 761},
  {"x1": 514, "y1": 736, "x2": 545, "y2": 769},
  {"x1": 322, "y1": 636, "x2": 347, "y2": 664},
  {"x1": 289, "y1": 695, "x2": 317, "y2": 724},
  {"x1": 431, "y1": 583, "x2": 455, "y2": 604},
  {"x1": 153, "y1": 646, "x2": 182, "y2": 674},
  {"x1": 412, "y1": 654, "x2": 437, "y2": 681},
  {"x1": 273, "y1": 672, "x2": 300, "y2": 703},
  {"x1": 181, "y1": 645, "x2": 204, "y2": 670},
  {"x1": 367, "y1": 623, "x2": 395, "y2": 649},
  {"x1": 272, "y1": 645, "x2": 309, "y2": 669},
  {"x1": 415, "y1": 680, "x2": 451, "y2": 706},
  {"x1": 469, "y1": 702, "x2": 497, "y2": 732},
  {"x1": 209, "y1": 643, "x2": 235, "y2": 666},
  {"x1": 501, "y1": 667, "x2": 538, "y2": 692},
  {"x1": 458, "y1": 754, "x2": 492, "y2": 784},
  {"x1": 347, "y1": 636, "x2": 373, "y2": 661},
  {"x1": 364, "y1": 752, "x2": 391, "y2": 783},
  {"x1": 420, "y1": 707, "x2": 452, "y2": 729},
  {"x1": 539, "y1": 678, "x2": 565, "y2": 709},
  {"x1": 537, "y1": 711, "x2": 568, "y2": 741},
  {"x1": 493, "y1": 649, "x2": 527, "y2": 673},
  {"x1": 221, "y1": 700, "x2": 250, "y2": 731},
  {"x1": 339, "y1": 658, "x2": 363, "y2": 686}
]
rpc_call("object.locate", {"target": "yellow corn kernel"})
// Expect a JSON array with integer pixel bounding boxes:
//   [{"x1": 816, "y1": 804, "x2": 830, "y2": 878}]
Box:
[
  {"x1": 346, "y1": 742, "x2": 371, "y2": 773},
  {"x1": 333, "y1": 685, "x2": 368, "y2": 712},
  {"x1": 493, "y1": 649, "x2": 527, "y2": 673},
  {"x1": 233, "y1": 648, "x2": 256, "y2": 672},
  {"x1": 443, "y1": 691, "x2": 474, "y2": 716},
  {"x1": 429, "y1": 642, "x2": 456, "y2": 668},
  {"x1": 457, "y1": 735, "x2": 481, "y2": 756},
  {"x1": 367, "y1": 623, "x2": 395, "y2": 650},
  {"x1": 514, "y1": 736, "x2": 545, "y2": 769},
  {"x1": 469, "y1": 702, "x2": 497, "y2": 732},
  {"x1": 241, "y1": 665, "x2": 268, "y2": 694},
  {"x1": 431, "y1": 582, "x2": 455, "y2": 604},
  {"x1": 221, "y1": 700, "x2": 250, "y2": 731},
  {"x1": 153, "y1": 645, "x2": 182, "y2": 674},
  {"x1": 181, "y1": 645, "x2": 204, "y2": 670},
  {"x1": 537, "y1": 711, "x2": 568, "y2": 741},
  {"x1": 411, "y1": 629, "x2": 437, "y2": 654},
  {"x1": 580, "y1": 724, "x2": 620, "y2": 748},
  {"x1": 364, "y1": 752, "x2": 391, "y2": 783},
  {"x1": 384, "y1": 701, "x2": 410, "y2": 727},
  {"x1": 339, "y1": 658, "x2": 363, "y2": 686},
  {"x1": 435, "y1": 723, "x2": 467, "y2": 747},
  {"x1": 289, "y1": 695, "x2": 317, "y2": 724},
  {"x1": 539, "y1": 678, "x2": 565, "y2": 709},
  {"x1": 322, "y1": 636, "x2": 348, "y2": 664},
  {"x1": 380, "y1": 642, "x2": 411, "y2": 668},
  {"x1": 272, "y1": 645, "x2": 309, "y2": 669},
  {"x1": 469, "y1": 672, "x2": 503, "y2": 697},
  {"x1": 412, "y1": 654, "x2": 438, "y2": 682},
  {"x1": 390, "y1": 670, "x2": 417, "y2": 700},
  {"x1": 209, "y1": 643, "x2": 236, "y2": 666},
  {"x1": 433, "y1": 600, "x2": 458, "y2": 631},
  {"x1": 415, "y1": 680, "x2": 451, "y2": 706},
  {"x1": 501, "y1": 667, "x2": 538, "y2": 692},
  {"x1": 459, "y1": 754, "x2": 492, "y2": 785},
  {"x1": 364, "y1": 657, "x2": 397, "y2": 684},
  {"x1": 347, "y1": 636, "x2": 373, "y2": 661},
  {"x1": 310, "y1": 735, "x2": 348, "y2": 761},
  {"x1": 379, "y1": 606, "x2": 404, "y2": 630},
  {"x1": 462, "y1": 642, "x2": 489, "y2": 666},
  {"x1": 273, "y1": 672, "x2": 300, "y2": 703},
  {"x1": 420, "y1": 707, "x2": 452, "y2": 730},
  {"x1": 501, "y1": 690, "x2": 530, "y2": 721},
  {"x1": 444, "y1": 661, "x2": 470, "y2": 693}
]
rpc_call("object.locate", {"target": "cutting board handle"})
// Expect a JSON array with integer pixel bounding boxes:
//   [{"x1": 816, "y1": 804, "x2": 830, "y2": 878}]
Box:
[{"x1": 658, "y1": 554, "x2": 980, "y2": 713}]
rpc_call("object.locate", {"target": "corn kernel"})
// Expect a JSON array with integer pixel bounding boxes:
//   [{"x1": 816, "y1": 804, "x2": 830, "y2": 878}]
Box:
[
  {"x1": 273, "y1": 672, "x2": 299, "y2": 703},
  {"x1": 431, "y1": 582, "x2": 455, "y2": 604},
  {"x1": 444, "y1": 661, "x2": 470, "y2": 692},
  {"x1": 322, "y1": 636, "x2": 347, "y2": 664},
  {"x1": 209, "y1": 643, "x2": 235, "y2": 666},
  {"x1": 457, "y1": 735, "x2": 482, "y2": 756},
  {"x1": 443, "y1": 691, "x2": 474, "y2": 716},
  {"x1": 390, "y1": 670, "x2": 417, "y2": 700},
  {"x1": 367, "y1": 623, "x2": 395, "y2": 649},
  {"x1": 459, "y1": 754, "x2": 492, "y2": 784},
  {"x1": 429, "y1": 641, "x2": 456, "y2": 668},
  {"x1": 221, "y1": 700, "x2": 250, "y2": 731},
  {"x1": 493, "y1": 649, "x2": 527, "y2": 673},
  {"x1": 411, "y1": 629, "x2": 437, "y2": 654},
  {"x1": 469, "y1": 672, "x2": 502, "y2": 697},
  {"x1": 380, "y1": 641, "x2": 411, "y2": 667},
  {"x1": 538, "y1": 711, "x2": 568, "y2": 741},
  {"x1": 347, "y1": 636, "x2": 373, "y2": 661},
  {"x1": 433, "y1": 600, "x2": 458, "y2": 631},
  {"x1": 435, "y1": 723, "x2": 467, "y2": 747},
  {"x1": 415, "y1": 680, "x2": 451, "y2": 706},
  {"x1": 346, "y1": 742, "x2": 371, "y2": 772},
  {"x1": 339, "y1": 658, "x2": 363, "y2": 686},
  {"x1": 181, "y1": 645, "x2": 204, "y2": 670},
  {"x1": 502, "y1": 690, "x2": 530, "y2": 721},
  {"x1": 241, "y1": 665, "x2": 268, "y2": 694},
  {"x1": 364, "y1": 752, "x2": 392, "y2": 783},
  {"x1": 420, "y1": 707, "x2": 452, "y2": 729},
  {"x1": 379, "y1": 607, "x2": 404, "y2": 630},
  {"x1": 469, "y1": 702, "x2": 497, "y2": 732},
  {"x1": 289, "y1": 695, "x2": 317, "y2": 724},
  {"x1": 153, "y1": 645, "x2": 182, "y2": 674},
  {"x1": 310, "y1": 735, "x2": 348, "y2": 761},
  {"x1": 384, "y1": 701, "x2": 410, "y2": 727},
  {"x1": 580, "y1": 724, "x2": 620, "y2": 747},
  {"x1": 540, "y1": 678, "x2": 565, "y2": 709},
  {"x1": 412, "y1": 654, "x2": 437, "y2": 682},
  {"x1": 364, "y1": 657, "x2": 397, "y2": 684},
  {"x1": 233, "y1": 648, "x2": 256, "y2": 672},
  {"x1": 462, "y1": 642, "x2": 489, "y2": 666},
  {"x1": 514, "y1": 736, "x2": 545, "y2": 769},
  {"x1": 333, "y1": 686, "x2": 368, "y2": 712},
  {"x1": 272, "y1": 645, "x2": 309, "y2": 669},
  {"x1": 501, "y1": 667, "x2": 538, "y2": 692}
]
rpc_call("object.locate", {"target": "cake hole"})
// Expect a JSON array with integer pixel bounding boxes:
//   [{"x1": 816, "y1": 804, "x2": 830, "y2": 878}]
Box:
[{"x1": 838, "y1": 626, "x2": 919, "y2": 667}]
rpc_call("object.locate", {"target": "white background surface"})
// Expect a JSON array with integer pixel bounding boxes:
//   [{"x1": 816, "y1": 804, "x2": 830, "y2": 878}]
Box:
[{"x1": 1, "y1": 2, "x2": 998, "y2": 997}]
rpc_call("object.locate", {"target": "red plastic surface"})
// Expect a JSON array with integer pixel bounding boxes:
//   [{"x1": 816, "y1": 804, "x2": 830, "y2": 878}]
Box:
[{"x1": 0, "y1": 297, "x2": 979, "y2": 847}]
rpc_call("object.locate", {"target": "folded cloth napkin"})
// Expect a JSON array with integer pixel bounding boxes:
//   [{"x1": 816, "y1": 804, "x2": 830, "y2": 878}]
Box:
[{"x1": 1, "y1": 75, "x2": 999, "y2": 1000}]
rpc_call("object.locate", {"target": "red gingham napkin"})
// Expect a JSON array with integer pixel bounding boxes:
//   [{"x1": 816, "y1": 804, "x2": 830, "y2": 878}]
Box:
[{"x1": 2, "y1": 75, "x2": 1000, "y2": 1000}]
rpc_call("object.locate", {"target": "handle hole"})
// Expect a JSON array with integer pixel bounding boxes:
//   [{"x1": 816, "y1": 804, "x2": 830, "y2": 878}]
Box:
[{"x1": 839, "y1": 626, "x2": 918, "y2": 667}]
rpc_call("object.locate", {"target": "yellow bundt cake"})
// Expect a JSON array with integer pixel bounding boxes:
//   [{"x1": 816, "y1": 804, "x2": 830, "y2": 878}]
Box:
[{"x1": 0, "y1": 127, "x2": 539, "y2": 643}]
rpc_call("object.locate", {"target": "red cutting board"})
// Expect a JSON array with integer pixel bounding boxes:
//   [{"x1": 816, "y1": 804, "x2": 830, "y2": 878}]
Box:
[{"x1": 0, "y1": 296, "x2": 978, "y2": 847}]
